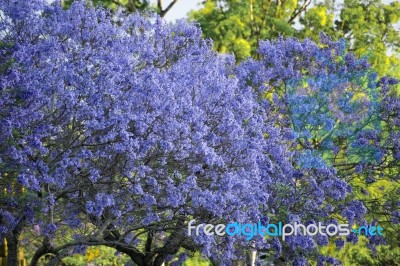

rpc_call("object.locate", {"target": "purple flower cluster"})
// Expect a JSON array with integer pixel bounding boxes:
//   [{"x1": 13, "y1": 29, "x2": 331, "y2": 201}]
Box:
[{"x1": 236, "y1": 33, "x2": 399, "y2": 262}]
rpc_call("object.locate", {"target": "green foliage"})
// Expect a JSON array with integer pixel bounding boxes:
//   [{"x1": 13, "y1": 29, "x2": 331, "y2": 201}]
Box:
[
  {"x1": 190, "y1": 0, "x2": 400, "y2": 75},
  {"x1": 330, "y1": 0, "x2": 400, "y2": 77},
  {"x1": 318, "y1": 236, "x2": 400, "y2": 266},
  {"x1": 182, "y1": 252, "x2": 212, "y2": 266},
  {"x1": 62, "y1": 246, "x2": 130, "y2": 266},
  {"x1": 190, "y1": 0, "x2": 298, "y2": 60}
]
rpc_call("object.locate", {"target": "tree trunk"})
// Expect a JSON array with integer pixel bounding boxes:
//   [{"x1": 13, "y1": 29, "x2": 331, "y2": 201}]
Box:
[
  {"x1": 6, "y1": 233, "x2": 19, "y2": 266},
  {"x1": 151, "y1": 254, "x2": 166, "y2": 266},
  {"x1": 30, "y1": 237, "x2": 53, "y2": 266},
  {"x1": 246, "y1": 250, "x2": 256, "y2": 266}
]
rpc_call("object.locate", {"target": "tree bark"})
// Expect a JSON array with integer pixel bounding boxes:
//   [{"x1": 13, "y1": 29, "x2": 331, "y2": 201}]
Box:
[
  {"x1": 30, "y1": 237, "x2": 53, "y2": 266},
  {"x1": 6, "y1": 233, "x2": 19, "y2": 266}
]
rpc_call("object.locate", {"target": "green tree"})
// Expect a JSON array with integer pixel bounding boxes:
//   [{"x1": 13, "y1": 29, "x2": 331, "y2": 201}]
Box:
[
  {"x1": 190, "y1": 0, "x2": 302, "y2": 60},
  {"x1": 300, "y1": 0, "x2": 400, "y2": 77},
  {"x1": 190, "y1": 0, "x2": 400, "y2": 76}
]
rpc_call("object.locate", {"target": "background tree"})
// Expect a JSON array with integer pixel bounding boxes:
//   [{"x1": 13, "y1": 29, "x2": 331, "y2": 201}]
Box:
[{"x1": 190, "y1": 0, "x2": 400, "y2": 77}]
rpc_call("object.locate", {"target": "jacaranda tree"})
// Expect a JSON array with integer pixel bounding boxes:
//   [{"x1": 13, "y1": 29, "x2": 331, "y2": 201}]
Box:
[
  {"x1": 0, "y1": 1, "x2": 397, "y2": 266},
  {"x1": 0, "y1": 1, "x2": 294, "y2": 265},
  {"x1": 237, "y1": 34, "x2": 399, "y2": 264}
]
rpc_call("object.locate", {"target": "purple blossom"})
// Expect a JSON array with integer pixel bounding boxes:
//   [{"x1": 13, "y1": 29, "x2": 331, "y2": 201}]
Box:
[{"x1": 335, "y1": 238, "x2": 345, "y2": 250}]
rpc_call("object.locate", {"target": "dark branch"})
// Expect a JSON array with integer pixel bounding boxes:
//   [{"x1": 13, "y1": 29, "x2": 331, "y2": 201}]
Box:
[
  {"x1": 288, "y1": 0, "x2": 312, "y2": 23},
  {"x1": 158, "y1": 0, "x2": 179, "y2": 18}
]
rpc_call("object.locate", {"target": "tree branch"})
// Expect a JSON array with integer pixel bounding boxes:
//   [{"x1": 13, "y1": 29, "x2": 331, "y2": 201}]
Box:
[
  {"x1": 158, "y1": 0, "x2": 179, "y2": 18},
  {"x1": 288, "y1": 0, "x2": 312, "y2": 23}
]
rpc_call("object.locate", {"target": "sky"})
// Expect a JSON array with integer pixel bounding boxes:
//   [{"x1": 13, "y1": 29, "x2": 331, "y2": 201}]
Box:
[{"x1": 150, "y1": 0, "x2": 202, "y2": 22}]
